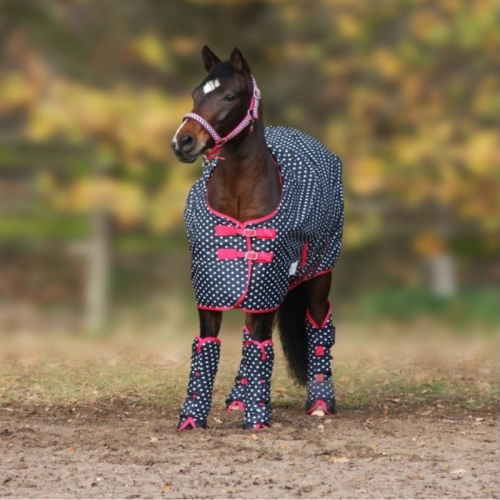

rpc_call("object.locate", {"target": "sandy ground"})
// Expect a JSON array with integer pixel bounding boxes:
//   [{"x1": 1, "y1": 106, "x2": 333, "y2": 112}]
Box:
[{"x1": 0, "y1": 403, "x2": 498, "y2": 499}]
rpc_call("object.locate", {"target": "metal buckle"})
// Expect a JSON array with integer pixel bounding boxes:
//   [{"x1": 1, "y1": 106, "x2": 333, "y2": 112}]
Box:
[
  {"x1": 245, "y1": 251, "x2": 258, "y2": 260},
  {"x1": 243, "y1": 228, "x2": 257, "y2": 237}
]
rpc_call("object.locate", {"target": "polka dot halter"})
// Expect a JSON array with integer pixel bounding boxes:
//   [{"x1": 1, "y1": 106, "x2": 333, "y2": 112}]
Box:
[{"x1": 184, "y1": 126, "x2": 344, "y2": 312}]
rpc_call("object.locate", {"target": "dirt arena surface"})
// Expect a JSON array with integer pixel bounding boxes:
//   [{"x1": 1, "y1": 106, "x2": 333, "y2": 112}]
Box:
[{"x1": 1, "y1": 403, "x2": 498, "y2": 499}]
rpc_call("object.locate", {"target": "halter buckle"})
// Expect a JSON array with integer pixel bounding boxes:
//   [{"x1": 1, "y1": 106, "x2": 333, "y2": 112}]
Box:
[{"x1": 245, "y1": 251, "x2": 258, "y2": 261}]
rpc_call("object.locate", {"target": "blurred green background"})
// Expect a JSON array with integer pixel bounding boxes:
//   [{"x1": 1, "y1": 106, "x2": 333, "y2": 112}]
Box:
[{"x1": 0, "y1": 0, "x2": 498, "y2": 335}]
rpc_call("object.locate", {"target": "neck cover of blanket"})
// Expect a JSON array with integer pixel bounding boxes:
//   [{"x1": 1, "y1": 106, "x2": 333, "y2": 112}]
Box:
[{"x1": 184, "y1": 126, "x2": 344, "y2": 312}]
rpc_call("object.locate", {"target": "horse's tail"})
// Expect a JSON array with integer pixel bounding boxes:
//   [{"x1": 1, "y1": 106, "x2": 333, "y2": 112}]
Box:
[{"x1": 276, "y1": 282, "x2": 308, "y2": 386}]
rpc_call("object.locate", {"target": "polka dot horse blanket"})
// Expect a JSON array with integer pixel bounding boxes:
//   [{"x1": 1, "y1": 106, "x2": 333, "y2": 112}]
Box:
[{"x1": 184, "y1": 126, "x2": 344, "y2": 312}]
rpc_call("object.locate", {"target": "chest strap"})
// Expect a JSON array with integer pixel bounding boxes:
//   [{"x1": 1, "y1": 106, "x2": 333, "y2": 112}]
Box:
[
  {"x1": 215, "y1": 225, "x2": 276, "y2": 239},
  {"x1": 217, "y1": 249, "x2": 274, "y2": 264}
]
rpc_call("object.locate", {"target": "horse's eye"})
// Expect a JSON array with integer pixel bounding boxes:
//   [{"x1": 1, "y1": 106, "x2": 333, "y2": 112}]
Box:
[{"x1": 224, "y1": 94, "x2": 237, "y2": 102}]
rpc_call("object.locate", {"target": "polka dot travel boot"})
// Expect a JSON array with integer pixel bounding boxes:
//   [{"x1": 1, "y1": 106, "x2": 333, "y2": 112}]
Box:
[
  {"x1": 177, "y1": 336, "x2": 221, "y2": 431},
  {"x1": 305, "y1": 302, "x2": 336, "y2": 415},
  {"x1": 225, "y1": 326, "x2": 251, "y2": 412},
  {"x1": 242, "y1": 338, "x2": 274, "y2": 430}
]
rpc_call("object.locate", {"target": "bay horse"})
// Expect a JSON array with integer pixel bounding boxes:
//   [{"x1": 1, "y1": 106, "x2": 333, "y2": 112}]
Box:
[{"x1": 171, "y1": 46, "x2": 343, "y2": 430}]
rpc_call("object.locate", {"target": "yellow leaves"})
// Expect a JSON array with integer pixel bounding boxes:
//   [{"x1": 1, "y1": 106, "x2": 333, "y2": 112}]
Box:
[
  {"x1": 348, "y1": 157, "x2": 385, "y2": 196},
  {"x1": 464, "y1": 132, "x2": 498, "y2": 175},
  {"x1": 335, "y1": 13, "x2": 361, "y2": 40},
  {"x1": 343, "y1": 213, "x2": 382, "y2": 250},
  {"x1": 413, "y1": 233, "x2": 445, "y2": 257},
  {"x1": 372, "y1": 48, "x2": 403, "y2": 80},
  {"x1": 150, "y1": 166, "x2": 196, "y2": 233},
  {"x1": 131, "y1": 34, "x2": 168, "y2": 69},
  {"x1": 55, "y1": 179, "x2": 145, "y2": 227},
  {"x1": 0, "y1": 72, "x2": 38, "y2": 110}
]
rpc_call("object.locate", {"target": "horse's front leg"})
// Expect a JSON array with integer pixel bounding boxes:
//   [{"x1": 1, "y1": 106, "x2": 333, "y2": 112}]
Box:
[
  {"x1": 233, "y1": 311, "x2": 276, "y2": 430},
  {"x1": 305, "y1": 272, "x2": 336, "y2": 416},
  {"x1": 177, "y1": 310, "x2": 222, "y2": 431}
]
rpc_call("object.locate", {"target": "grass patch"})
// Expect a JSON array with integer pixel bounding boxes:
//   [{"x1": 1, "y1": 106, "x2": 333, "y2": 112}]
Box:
[
  {"x1": 341, "y1": 287, "x2": 499, "y2": 327},
  {"x1": 0, "y1": 324, "x2": 498, "y2": 413}
]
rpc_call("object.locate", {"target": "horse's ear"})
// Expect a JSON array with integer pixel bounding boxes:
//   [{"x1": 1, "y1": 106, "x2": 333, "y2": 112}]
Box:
[
  {"x1": 230, "y1": 48, "x2": 250, "y2": 73},
  {"x1": 202, "y1": 45, "x2": 221, "y2": 73}
]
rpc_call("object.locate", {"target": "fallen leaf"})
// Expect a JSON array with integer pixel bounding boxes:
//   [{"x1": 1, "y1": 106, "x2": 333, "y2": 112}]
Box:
[
  {"x1": 162, "y1": 484, "x2": 171, "y2": 493},
  {"x1": 150, "y1": 436, "x2": 159, "y2": 443},
  {"x1": 279, "y1": 443, "x2": 289, "y2": 450},
  {"x1": 328, "y1": 456, "x2": 349, "y2": 463},
  {"x1": 383, "y1": 407, "x2": 389, "y2": 416},
  {"x1": 247, "y1": 434, "x2": 260, "y2": 441}
]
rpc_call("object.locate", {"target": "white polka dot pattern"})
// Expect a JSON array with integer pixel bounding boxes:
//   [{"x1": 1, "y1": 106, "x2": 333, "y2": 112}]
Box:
[
  {"x1": 184, "y1": 126, "x2": 344, "y2": 311},
  {"x1": 305, "y1": 309, "x2": 336, "y2": 415},
  {"x1": 242, "y1": 340, "x2": 274, "y2": 429},
  {"x1": 225, "y1": 327, "x2": 252, "y2": 410},
  {"x1": 178, "y1": 336, "x2": 221, "y2": 430}
]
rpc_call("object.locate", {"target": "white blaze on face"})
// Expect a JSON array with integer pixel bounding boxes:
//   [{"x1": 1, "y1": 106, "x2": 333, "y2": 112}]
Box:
[
  {"x1": 203, "y1": 79, "x2": 220, "y2": 95},
  {"x1": 172, "y1": 118, "x2": 187, "y2": 147}
]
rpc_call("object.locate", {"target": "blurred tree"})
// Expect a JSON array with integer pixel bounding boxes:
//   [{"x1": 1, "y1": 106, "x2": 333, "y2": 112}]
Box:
[{"x1": 0, "y1": 0, "x2": 497, "y2": 324}]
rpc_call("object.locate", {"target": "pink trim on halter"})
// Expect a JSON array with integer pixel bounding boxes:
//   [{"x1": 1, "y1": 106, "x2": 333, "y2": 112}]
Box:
[
  {"x1": 215, "y1": 225, "x2": 276, "y2": 239},
  {"x1": 184, "y1": 75, "x2": 261, "y2": 161}
]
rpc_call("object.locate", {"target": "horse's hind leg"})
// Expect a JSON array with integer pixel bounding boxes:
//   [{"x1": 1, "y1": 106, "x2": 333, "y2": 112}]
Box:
[
  {"x1": 228, "y1": 311, "x2": 275, "y2": 429},
  {"x1": 177, "y1": 310, "x2": 222, "y2": 431},
  {"x1": 304, "y1": 272, "x2": 337, "y2": 416}
]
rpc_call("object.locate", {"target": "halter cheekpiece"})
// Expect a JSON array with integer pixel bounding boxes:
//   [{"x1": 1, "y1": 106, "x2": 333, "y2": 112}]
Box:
[{"x1": 183, "y1": 75, "x2": 261, "y2": 161}]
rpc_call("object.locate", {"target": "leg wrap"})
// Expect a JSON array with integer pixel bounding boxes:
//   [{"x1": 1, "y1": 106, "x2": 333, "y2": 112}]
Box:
[
  {"x1": 243, "y1": 339, "x2": 274, "y2": 430},
  {"x1": 306, "y1": 302, "x2": 336, "y2": 415},
  {"x1": 226, "y1": 326, "x2": 251, "y2": 412},
  {"x1": 177, "y1": 336, "x2": 221, "y2": 430}
]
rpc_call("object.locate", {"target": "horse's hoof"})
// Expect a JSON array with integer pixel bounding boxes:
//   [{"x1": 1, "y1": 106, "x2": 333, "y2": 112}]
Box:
[
  {"x1": 306, "y1": 399, "x2": 336, "y2": 416},
  {"x1": 243, "y1": 422, "x2": 270, "y2": 430},
  {"x1": 226, "y1": 401, "x2": 244, "y2": 413},
  {"x1": 311, "y1": 408, "x2": 325, "y2": 417}
]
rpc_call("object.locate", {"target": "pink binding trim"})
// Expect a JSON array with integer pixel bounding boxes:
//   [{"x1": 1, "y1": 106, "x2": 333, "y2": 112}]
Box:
[
  {"x1": 215, "y1": 225, "x2": 276, "y2": 239},
  {"x1": 306, "y1": 400, "x2": 334, "y2": 416},
  {"x1": 217, "y1": 248, "x2": 274, "y2": 264},
  {"x1": 306, "y1": 300, "x2": 332, "y2": 329},
  {"x1": 226, "y1": 400, "x2": 245, "y2": 413},
  {"x1": 195, "y1": 335, "x2": 221, "y2": 353},
  {"x1": 184, "y1": 75, "x2": 261, "y2": 161},
  {"x1": 253, "y1": 423, "x2": 269, "y2": 429},
  {"x1": 300, "y1": 242, "x2": 309, "y2": 269},
  {"x1": 178, "y1": 416, "x2": 197, "y2": 431},
  {"x1": 244, "y1": 339, "x2": 274, "y2": 360}
]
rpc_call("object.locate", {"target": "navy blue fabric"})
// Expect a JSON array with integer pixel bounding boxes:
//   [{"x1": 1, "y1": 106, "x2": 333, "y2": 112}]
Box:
[
  {"x1": 225, "y1": 327, "x2": 251, "y2": 409},
  {"x1": 178, "y1": 337, "x2": 220, "y2": 429},
  {"x1": 242, "y1": 340, "x2": 274, "y2": 429},
  {"x1": 306, "y1": 309, "x2": 336, "y2": 414},
  {"x1": 184, "y1": 126, "x2": 344, "y2": 311}
]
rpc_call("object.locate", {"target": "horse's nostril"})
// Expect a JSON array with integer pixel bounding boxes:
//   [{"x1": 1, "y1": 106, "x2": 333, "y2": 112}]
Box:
[{"x1": 179, "y1": 134, "x2": 195, "y2": 151}]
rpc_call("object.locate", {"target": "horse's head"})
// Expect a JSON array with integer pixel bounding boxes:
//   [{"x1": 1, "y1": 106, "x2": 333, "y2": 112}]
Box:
[{"x1": 171, "y1": 46, "x2": 256, "y2": 163}]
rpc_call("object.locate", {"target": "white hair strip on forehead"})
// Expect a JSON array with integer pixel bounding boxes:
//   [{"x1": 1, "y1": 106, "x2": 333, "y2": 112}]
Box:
[{"x1": 203, "y1": 79, "x2": 220, "y2": 95}]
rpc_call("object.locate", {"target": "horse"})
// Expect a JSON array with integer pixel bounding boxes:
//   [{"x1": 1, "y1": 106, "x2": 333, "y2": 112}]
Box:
[{"x1": 171, "y1": 46, "x2": 343, "y2": 431}]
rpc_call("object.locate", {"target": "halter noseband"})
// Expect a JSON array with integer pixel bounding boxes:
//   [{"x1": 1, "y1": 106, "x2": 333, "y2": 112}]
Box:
[{"x1": 183, "y1": 75, "x2": 261, "y2": 161}]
